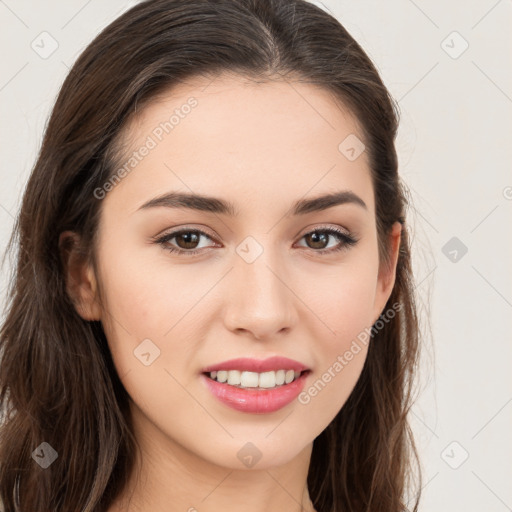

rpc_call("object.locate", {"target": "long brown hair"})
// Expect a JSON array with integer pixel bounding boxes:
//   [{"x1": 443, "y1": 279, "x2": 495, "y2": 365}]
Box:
[{"x1": 0, "y1": 0, "x2": 422, "y2": 510}]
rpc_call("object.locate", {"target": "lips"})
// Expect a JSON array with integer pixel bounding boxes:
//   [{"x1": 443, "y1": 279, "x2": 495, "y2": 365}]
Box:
[
  {"x1": 200, "y1": 356, "x2": 312, "y2": 413},
  {"x1": 200, "y1": 371, "x2": 310, "y2": 413},
  {"x1": 201, "y1": 356, "x2": 309, "y2": 374}
]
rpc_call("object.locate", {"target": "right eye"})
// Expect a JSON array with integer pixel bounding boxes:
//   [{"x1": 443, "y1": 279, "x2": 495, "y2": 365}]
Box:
[{"x1": 154, "y1": 229, "x2": 219, "y2": 255}]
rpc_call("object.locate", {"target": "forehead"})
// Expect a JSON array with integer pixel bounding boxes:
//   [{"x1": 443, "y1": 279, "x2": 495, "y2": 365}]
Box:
[{"x1": 105, "y1": 73, "x2": 374, "y2": 219}]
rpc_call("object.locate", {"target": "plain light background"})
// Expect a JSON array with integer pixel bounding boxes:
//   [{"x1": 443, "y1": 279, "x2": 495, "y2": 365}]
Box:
[{"x1": 0, "y1": 1, "x2": 511, "y2": 510}]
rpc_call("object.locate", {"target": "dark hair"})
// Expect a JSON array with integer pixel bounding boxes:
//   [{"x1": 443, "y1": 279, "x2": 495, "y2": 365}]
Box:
[{"x1": 0, "y1": 0, "x2": 422, "y2": 510}]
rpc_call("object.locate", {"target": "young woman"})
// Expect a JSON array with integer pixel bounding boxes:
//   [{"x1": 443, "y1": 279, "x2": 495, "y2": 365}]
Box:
[{"x1": 0, "y1": 0, "x2": 422, "y2": 510}]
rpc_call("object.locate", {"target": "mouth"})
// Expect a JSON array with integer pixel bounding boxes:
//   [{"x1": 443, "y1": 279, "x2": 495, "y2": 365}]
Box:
[
  {"x1": 199, "y1": 356, "x2": 312, "y2": 414},
  {"x1": 202, "y1": 369, "x2": 311, "y2": 390}
]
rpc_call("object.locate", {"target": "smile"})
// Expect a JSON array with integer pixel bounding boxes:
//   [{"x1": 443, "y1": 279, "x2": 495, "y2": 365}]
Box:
[
  {"x1": 200, "y1": 356, "x2": 312, "y2": 414},
  {"x1": 205, "y1": 369, "x2": 304, "y2": 389}
]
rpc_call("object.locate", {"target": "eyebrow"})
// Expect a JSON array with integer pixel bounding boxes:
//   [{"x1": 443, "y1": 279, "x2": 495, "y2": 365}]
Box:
[{"x1": 136, "y1": 190, "x2": 367, "y2": 216}]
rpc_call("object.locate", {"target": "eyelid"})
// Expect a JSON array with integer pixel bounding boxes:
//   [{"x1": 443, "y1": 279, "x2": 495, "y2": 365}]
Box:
[
  {"x1": 153, "y1": 224, "x2": 218, "y2": 241},
  {"x1": 296, "y1": 223, "x2": 352, "y2": 238},
  {"x1": 155, "y1": 223, "x2": 353, "y2": 240}
]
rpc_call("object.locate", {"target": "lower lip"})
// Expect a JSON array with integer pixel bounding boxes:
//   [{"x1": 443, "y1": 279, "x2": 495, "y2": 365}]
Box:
[{"x1": 200, "y1": 371, "x2": 310, "y2": 414}]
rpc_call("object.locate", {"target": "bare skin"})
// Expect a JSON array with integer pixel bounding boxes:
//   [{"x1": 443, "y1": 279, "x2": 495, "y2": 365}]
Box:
[{"x1": 61, "y1": 73, "x2": 401, "y2": 512}]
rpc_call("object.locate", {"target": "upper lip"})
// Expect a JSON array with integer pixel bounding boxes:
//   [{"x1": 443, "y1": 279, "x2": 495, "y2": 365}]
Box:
[{"x1": 202, "y1": 356, "x2": 309, "y2": 374}]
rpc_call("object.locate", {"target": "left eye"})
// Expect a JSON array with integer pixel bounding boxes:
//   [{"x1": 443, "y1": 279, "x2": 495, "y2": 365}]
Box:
[
  {"x1": 296, "y1": 228, "x2": 358, "y2": 253},
  {"x1": 154, "y1": 227, "x2": 358, "y2": 256}
]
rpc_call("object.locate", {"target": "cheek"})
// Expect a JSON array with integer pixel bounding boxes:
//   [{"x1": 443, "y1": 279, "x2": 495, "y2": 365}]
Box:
[
  {"x1": 97, "y1": 238, "x2": 203, "y2": 333},
  {"x1": 301, "y1": 257, "x2": 378, "y2": 341},
  {"x1": 294, "y1": 260, "x2": 377, "y2": 415},
  {"x1": 96, "y1": 255, "x2": 208, "y2": 429},
  {"x1": 94, "y1": 243, "x2": 193, "y2": 374}
]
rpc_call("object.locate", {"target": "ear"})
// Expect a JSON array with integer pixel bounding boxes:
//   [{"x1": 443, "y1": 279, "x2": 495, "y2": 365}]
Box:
[
  {"x1": 59, "y1": 231, "x2": 102, "y2": 321},
  {"x1": 371, "y1": 221, "x2": 402, "y2": 324}
]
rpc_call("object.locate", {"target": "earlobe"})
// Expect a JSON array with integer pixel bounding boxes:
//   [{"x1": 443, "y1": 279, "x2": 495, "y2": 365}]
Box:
[
  {"x1": 59, "y1": 231, "x2": 102, "y2": 321},
  {"x1": 372, "y1": 221, "x2": 402, "y2": 324}
]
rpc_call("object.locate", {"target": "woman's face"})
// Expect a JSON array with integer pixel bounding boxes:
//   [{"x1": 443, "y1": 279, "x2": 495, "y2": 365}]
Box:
[{"x1": 81, "y1": 74, "x2": 399, "y2": 471}]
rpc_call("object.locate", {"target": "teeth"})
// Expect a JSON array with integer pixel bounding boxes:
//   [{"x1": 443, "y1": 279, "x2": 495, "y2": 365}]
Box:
[
  {"x1": 240, "y1": 371, "x2": 259, "y2": 388},
  {"x1": 227, "y1": 370, "x2": 241, "y2": 386},
  {"x1": 258, "y1": 371, "x2": 275, "y2": 388},
  {"x1": 208, "y1": 369, "x2": 304, "y2": 389}
]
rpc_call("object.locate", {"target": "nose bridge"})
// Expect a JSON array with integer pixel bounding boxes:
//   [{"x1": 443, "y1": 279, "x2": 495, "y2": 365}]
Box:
[{"x1": 224, "y1": 234, "x2": 297, "y2": 337}]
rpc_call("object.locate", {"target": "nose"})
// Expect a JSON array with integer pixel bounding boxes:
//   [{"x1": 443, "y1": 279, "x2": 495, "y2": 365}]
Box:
[{"x1": 222, "y1": 249, "x2": 298, "y2": 341}]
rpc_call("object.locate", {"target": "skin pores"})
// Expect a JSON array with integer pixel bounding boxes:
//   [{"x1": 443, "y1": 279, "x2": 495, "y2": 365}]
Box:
[{"x1": 70, "y1": 73, "x2": 400, "y2": 511}]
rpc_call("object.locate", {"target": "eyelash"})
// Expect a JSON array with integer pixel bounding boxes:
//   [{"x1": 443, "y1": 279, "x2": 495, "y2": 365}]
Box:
[{"x1": 153, "y1": 226, "x2": 359, "y2": 257}]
